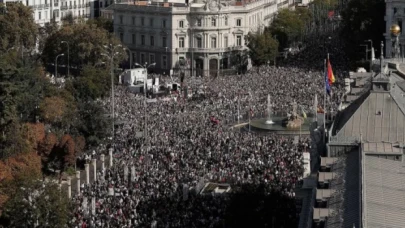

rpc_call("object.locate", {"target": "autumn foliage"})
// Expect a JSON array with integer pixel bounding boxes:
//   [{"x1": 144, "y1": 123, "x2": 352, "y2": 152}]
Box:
[{"x1": 39, "y1": 96, "x2": 67, "y2": 123}]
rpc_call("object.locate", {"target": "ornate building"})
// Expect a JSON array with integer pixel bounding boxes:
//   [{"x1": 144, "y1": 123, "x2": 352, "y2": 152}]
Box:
[
  {"x1": 105, "y1": 0, "x2": 294, "y2": 76},
  {"x1": 384, "y1": 0, "x2": 405, "y2": 58},
  {"x1": 0, "y1": 0, "x2": 96, "y2": 26}
]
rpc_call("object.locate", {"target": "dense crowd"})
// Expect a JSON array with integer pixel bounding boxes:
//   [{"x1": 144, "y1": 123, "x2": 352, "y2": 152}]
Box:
[{"x1": 70, "y1": 34, "x2": 348, "y2": 228}]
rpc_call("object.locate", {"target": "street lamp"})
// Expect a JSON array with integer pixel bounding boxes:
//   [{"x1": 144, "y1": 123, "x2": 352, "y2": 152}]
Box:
[
  {"x1": 61, "y1": 41, "x2": 70, "y2": 77},
  {"x1": 135, "y1": 62, "x2": 156, "y2": 145},
  {"x1": 365, "y1": 39, "x2": 373, "y2": 72},
  {"x1": 360, "y1": 44, "x2": 368, "y2": 61},
  {"x1": 55, "y1": 53, "x2": 64, "y2": 77},
  {"x1": 273, "y1": 35, "x2": 278, "y2": 66},
  {"x1": 102, "y1": 43, "x2": 123, "y2": 149}
]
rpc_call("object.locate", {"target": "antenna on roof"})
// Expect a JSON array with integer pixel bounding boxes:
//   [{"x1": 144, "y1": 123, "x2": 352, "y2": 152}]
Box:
[{"x1": 380, "y1": 41, "x2": 384, "y2": 74}]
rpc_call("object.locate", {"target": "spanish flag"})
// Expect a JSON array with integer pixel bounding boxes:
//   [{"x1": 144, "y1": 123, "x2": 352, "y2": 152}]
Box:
[{"x1": 327, "y1": 59, "x2": 335, "y2": 85}]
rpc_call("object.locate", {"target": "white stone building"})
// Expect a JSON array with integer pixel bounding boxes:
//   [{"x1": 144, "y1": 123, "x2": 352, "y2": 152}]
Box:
[
  {"x1": 105, "y1": 0, "x2": 294, "y2": 76},
  {"x1": 384, "y1": 0, "x2": 405, "y2": 58},
  {"x1": 0, "y1": 0, "x2": 95, "y2": 27}
]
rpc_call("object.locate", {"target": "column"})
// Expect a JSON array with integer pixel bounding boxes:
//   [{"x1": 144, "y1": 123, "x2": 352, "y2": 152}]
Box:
[
  {"x1": 131, "y1": 165, "x2": 136, "y2": 182},
  {"x1": 67, "y1": 177, "x2": 72, "y2": 199},
  {"x1": 109, "y1": 148, "x2": 113, "y2": 167},
  {"x1": 124, "y1": 165, "x2": 129, "y2": 182},
  {"x1": 85, "y1": 163, "x2": 90, "y2": 184},
  {"x1": 76, "y1": 171, "x2": 80, "y2": 194},
  {"x1": 92, "y1": 158, "x2": 97, "y2": 181},
  {"x1": 101, "y1": 154, "x2": 105, "y2": 171},
  {"x1": 91, "y1": 197, "x2": 96, "y2": 215}
]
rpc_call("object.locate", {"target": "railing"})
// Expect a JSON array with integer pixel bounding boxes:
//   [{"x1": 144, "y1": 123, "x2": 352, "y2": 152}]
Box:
[
  {"x1": 45, "y1": 3, "x2": 50, "y2": 8},
  {"x1": 74, "y1": 5, "x2": 77, "y2": 8},
  {"x1": 85, "y1": 3, "x2": 90, "y2": 7},
  {"x1": 54, "y1": 3, "x2": 59, "y2": 7},
  {"x1": 61, "y1": 5, "x2": 68, "y2": 10},
  {"x1": 69, "y1": 5, "x2": 72, "y2": 9}
]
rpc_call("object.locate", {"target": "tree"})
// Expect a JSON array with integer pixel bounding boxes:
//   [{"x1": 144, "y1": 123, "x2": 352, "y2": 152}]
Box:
[
  {"x1": 1, "y1": 178, "x2": 70, "y2": 228},
  {"x1": 268, "y1": 8, "x2": 311, "y2": 49},
  {"x1": 340, "y1": 0, "x2": 385, "y2": 61},
  {"x1": 66, "y1": 64, "x2": 111, "y2": 101},
  {"x1": 0, "y1": 3, "x2": 38, "y2": 52},
  {"x1": 87, "y1": 17, "x2": 114, "y2": 33},
  {"x1": 39, "y1": 96, "x2": 67, "y2": 124},
  {"x1": 41, "y1": 23, "x2": 126, "y2": 75},
  {"x1": 246, "y1": 31, "x2": 279, "y2": 65}
]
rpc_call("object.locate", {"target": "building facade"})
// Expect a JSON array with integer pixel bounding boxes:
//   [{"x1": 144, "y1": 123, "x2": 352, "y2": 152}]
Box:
[
  {"x1": 106, "y1": 0, "x2": 294, "y2": 76},
  {"x1": 384, "y1": 0, "x2": 405, "y2": 58},
  {"x1": 0, "y1": 0, "x2": 95, "y2": 26}
]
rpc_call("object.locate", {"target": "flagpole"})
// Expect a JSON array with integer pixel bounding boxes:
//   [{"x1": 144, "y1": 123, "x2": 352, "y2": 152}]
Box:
[{"x1": 323, "y1": 58, "x2": 327, "y2": 144}]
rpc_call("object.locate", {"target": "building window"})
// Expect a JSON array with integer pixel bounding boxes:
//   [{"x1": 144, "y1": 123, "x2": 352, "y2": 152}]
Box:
[
  {"x1": 211, "y1": 37, "x2": 217, "y2": 48},
  {"x1": 150, "y1": 36, "x2": 154, "y2": 46},
  {"x1": 120, "y1": 33, "x2": 124, "y2": 42},
  {"x1": 141, "y1": 17, "x2": 144, "y2": 26},
  {"x1": 197, "y1": 19, "x2": 202, "y2": 27},
  {"x1": 150, "y1": 54, "x2": 155, "y2": 64},
  {"x1": 162, "y1": 55, "x2": 167, "y2": 68},
  {"x1": 162, "y1": 36, "x2": 167, "y2": 47},
  {"x1": 162, "y1": 19, "x2": 166, "y2": 28},
  {"x1": 141, "y1": 35, "x2": 145, "y2": 45},
  {"x1": 38, "y1": 12, "x2": 41, "y2": 20},
  {"x1": 179, "y1": 20, "x2": 184, "y2": 28},
  {"x1": 224, "y1": 17, "x2": 228, "y2": 26},
  {"x1": 236, "y1": 35, "x2": 242, "y2": 46},
  {"x1": 132, "y1": 34, "x2": 136, "y2": 44},
  {"x1": 100, "y1": 2, "x2": 103, "y2": 7},
  {"x1": 224, "y1": 36, "x2": 228, "y2": 47},
  {"x1": 179, "y1": 37, "x2": 184, "y2": 48},
  {"x1": 236, "y1": 19, "x2": 241, "y2": 26},
  {"x1": 211, "y1": 18, "x2": 216, "y2": 27},
  {"x1": 132, "y1": 16, "x2": 135, "y2": 25},
  {"x1": 150, "y1": 18, "x2": 154, "y2": 27},
  {"x1": 119, "y1": 15, "x2": 123, "y2": 24},
  {"x1": 196, "y1": 37, "x2": 202, "y2": 48}
]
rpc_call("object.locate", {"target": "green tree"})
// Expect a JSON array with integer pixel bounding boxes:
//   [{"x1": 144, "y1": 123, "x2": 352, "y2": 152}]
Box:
[
  {"x1": 87, "y1": 17, "x2": 114, "y2": 33},
  {"x1": 66, "y1": 64, "x2": 111, "y2": 101},
  {"x1": 1, "y1": 178, "x2": 71, "y2": 228},
  {"x1": 268, "y1": 8, "x2": 311, "y2": 49},
  {"x1": 0, "y1": 3, "x2": 38, "y2": 52},
  {"x1": 246, "y1": 31, "x2": 279, "y2": 65},
  {"x1": 41, "y1": 23, "x2": 126, "y2": 75},
  {"x1": 340, "y1": 0, "x2": 385, "y2": 62}
]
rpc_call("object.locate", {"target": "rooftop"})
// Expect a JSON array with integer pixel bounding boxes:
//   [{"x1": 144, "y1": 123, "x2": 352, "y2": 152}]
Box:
[{"x1": 363, "y1": 155, "x2": 405, "y2": 228}]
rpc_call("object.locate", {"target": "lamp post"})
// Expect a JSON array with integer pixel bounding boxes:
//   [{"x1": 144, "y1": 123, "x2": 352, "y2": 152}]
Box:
[
  {"x1": 61, "y1": 41, "x2": 69, "y2": 77},
  {"x1": 360, "y1": 44, "x2": 368, "y2": 61},
  {"x1": 273, "y1": 35, "x2": 278, "y2": 66},
  {"x1": 365, "y1": 39, "x2": 373, "y2": 71},
  {"x1": 135, "y1": 62, "x2": 156, "y2": 145},
  {"x1": 102, "y1": 43, "x2": 124, "y2": 149},
  {"x1": 55, "y1": 53, "x2": 64, "y2": 77}
]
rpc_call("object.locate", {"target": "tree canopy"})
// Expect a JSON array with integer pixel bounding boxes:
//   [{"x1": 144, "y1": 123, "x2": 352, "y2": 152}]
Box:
[
  {"x1": 1, "y1": 178, "x2": 70, "y2": 227},
  {"x1": 246, "y1": 31, "x2": 279, "y2": 65},
  {"x1": 41, "y1": 22, "x2": 126, "y2": 75},
  {"x1": 0, "y1": 3, "x2": 38, "y2": 52}
]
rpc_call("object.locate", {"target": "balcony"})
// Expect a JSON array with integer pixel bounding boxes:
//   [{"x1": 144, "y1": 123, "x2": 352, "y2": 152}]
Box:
[
  {"x1": 45, "y1": 3, "x2": 49, "y2": 8},
  {"x1": 54, "y1": 3, "x2": 59, "y2": 7},
  {"x1": 74, "y1": 5, "x2": 77, "y2": 8},
  {"x1": 69, "y1": 5, "x2": 72, "y2": 9},
  {"x1": 85, "y1": 3, "x2": 90, "y2": 7},
  {"x1": 61, "y1": 5, "x2": 68, "y2": 10}
]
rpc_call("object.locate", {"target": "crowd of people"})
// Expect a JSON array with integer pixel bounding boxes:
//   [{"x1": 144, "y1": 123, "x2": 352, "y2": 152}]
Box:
[{"x1": 69, "y1": 34, "x2": 349, "y2": 227}]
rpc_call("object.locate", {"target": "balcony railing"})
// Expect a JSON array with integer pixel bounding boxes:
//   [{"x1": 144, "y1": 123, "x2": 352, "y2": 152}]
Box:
[
  {"x1": 69, "y1": 5, "x2": 72, "y2": 9},
  {"x1": 54, "y1": 3, "x2": 59, "y2": 7},
  {"x1": 61, "y1": 5, "x2": 68, "y2": 10},
  {"x1": 45, "y1": 3, "x2": 49, "y2": 8},
  {"x1": 85, "y1": 3, "x2": 90, "y2": 7},
  {"x1": 74, "y1": 5, "x2": 77, "y2": 8}
]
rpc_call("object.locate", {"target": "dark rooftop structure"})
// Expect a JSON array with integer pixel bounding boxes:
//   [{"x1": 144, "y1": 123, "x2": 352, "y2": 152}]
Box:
[{"x1": 310, "y1": 52, "x2": 405, "y2": 228}]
